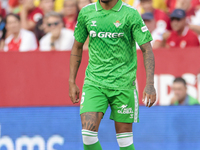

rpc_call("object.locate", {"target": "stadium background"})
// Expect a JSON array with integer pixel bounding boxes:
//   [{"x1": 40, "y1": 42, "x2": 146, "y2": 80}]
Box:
[{"x1": 0, "y1": 48, "x2": 200, "y2": 150}]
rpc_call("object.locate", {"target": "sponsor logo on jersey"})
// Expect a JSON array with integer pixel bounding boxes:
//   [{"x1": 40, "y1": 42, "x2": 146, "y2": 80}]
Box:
[
  {"x1": 89, "y1": 31, "x2": 124, "y2": 38},
  {"x1": 91, "y1": 21, "x2": 97, "y2": 27},
  {"x1": 141, "y1": 26, "x2": 148, "y2": 32},
  {"x1": 114, "y1": 20, "x2": 122, "y2": 28},
  {"x1": 117, "y1": 105, "x2": 133, "y2": 114},
  {"x1": 90, "y1": 31, "x2": 97, "y2": 37}
]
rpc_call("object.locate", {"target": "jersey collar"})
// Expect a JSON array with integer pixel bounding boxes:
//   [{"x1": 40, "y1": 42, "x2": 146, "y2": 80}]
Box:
[{"x1": 96, "y1": 0, "x2": 123, "y2": 12}]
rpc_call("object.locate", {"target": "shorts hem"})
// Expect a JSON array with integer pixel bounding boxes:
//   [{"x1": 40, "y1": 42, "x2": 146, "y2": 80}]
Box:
[
  {"x1": 110, "y1": 118, "x2": 139, "y2": 123},
  {"x1": 80, "y1": 110, "x2": 106, "y2": 115}
]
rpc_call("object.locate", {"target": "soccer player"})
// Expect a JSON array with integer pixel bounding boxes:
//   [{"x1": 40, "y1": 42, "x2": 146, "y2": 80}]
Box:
[{"x1": 69, "y1": 0, "x2": 156, "y2": 149}]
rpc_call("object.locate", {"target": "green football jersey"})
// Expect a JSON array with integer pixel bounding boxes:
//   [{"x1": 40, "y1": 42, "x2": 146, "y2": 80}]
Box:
[{"x1": 74, "y1": 0, "x2": 153, "y2": 90}]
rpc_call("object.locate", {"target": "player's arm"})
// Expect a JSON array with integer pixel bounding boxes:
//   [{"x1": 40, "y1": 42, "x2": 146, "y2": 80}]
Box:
[
  {"x1": 68, "y1": 8, "x2": 88, "y2": 104},
  {"x1": 69, "y1": 40, "x2": 84, "y2": 104},
  {"x1": 140, "y1": 42, "x2": 156, "y2": 107},
  {"x1": 131, "y1": 10, "x2": 157, "y2": 107}
]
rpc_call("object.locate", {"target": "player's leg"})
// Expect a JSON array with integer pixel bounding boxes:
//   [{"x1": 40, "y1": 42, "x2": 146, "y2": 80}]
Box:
[
  {"x1": 81, "y1": 112, "x2": 103, "y2": 150},
  {"x1": 80, "y1": 85, "x2": 108, "y2": 150},
  {"x1": 109, "y1": 89, "x2": 139, "y2": 150},
  {"x1": 115, "y1": 122, "x2": 135, "y2": 150}
]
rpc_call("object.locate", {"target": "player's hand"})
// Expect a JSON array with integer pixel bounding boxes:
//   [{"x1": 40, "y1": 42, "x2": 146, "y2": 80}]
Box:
[
  {"x1": 69, "y1": 81, "x2": 80, "y2": 104},
  {"x1": 142, "y1": 84, "x2": 156, "y2": 107}
]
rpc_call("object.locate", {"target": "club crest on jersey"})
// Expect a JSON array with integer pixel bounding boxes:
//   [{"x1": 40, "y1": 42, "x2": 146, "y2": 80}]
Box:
[
  {"x1": 114, "y1": 20, "x2": 122, "y2": 28},
  {"x1": 91, "y1": 21, "x2": 97, "y2": 27}
]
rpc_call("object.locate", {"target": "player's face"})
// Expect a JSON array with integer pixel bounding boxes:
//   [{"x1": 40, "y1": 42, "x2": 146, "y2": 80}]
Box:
[
  {"x1": 100, "y1": 0, "x2": 112, "y2": 3},
  {"x1": 171, "y1": 18, "x2": 186, "y2": 32},
  {"x1": 172, "y1": 82, "x2": 187, "y2": 101}
]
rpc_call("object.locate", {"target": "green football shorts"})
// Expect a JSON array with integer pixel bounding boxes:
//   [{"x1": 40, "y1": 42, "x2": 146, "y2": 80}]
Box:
[{"x1": 80, "y1": 84, "x2": 139, "y2": 123}]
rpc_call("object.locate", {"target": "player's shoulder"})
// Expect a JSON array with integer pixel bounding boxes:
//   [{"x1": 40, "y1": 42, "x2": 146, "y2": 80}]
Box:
[
  {"x1": 121, "y1": 2, "x2": 140, "y2": 19},
  {"x1": 80, "y1": 2, "x2": 96, "y2": 13},
  {"x1": 121, "y1": 2, "x2": 137, "y2": 13}
]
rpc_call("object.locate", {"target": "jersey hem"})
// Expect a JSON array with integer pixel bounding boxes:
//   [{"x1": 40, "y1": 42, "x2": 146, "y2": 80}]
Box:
[{"x1": 83, "y1": 80, "x2": 136, "y2": 90}]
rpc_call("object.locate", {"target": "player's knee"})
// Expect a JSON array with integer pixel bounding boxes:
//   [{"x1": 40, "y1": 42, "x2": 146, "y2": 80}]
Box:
[
  {"x1": 82, "y1": 129, "x2": 99, "y2": 145},
  {"x1": 116, "y1": 132, "x2": 133, "y2": 147}
]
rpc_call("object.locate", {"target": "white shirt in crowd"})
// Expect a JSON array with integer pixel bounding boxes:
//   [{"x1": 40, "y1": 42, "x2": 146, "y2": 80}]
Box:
[
  {"x1": 191, "y1": 9, "x2": 200, "y2": 41},
  {"x1": 4, "y1": 29, "x2": 38, "y2": 52},
  {"x1": 39, "y1": 28, "x2": 74, "y2": 51},
  {"x1": 136, "y1": 27, "x2": 164, "y2": 50},
  {"x1": 191, "y1": 9, "x2": 200, "y2": 25}
]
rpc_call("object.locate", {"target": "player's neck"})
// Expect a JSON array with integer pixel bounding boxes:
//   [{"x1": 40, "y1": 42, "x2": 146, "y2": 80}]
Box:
[{"x1": 99, "y1": 0, "x2": 119, "y2": 10}]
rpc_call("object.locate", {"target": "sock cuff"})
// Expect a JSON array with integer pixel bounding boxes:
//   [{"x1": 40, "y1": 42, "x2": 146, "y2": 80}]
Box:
[
  {"x1": 116, "y1": 132, "x2": 133, "y2": 147},
  {"x1": 82, "y1": 129, "x2": 98, "y2": 137},
  {"x1": 82, "y1": 129, "x2": 98, "y2": 145},
  {"x1": 116, "y1": 132, "x2": 133, "y2": 139}
]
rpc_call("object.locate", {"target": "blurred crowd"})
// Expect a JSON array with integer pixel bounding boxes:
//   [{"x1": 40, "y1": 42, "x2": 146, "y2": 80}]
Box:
[{"x1": 0, "y1": 0, "x2": 200, "y2": 52}]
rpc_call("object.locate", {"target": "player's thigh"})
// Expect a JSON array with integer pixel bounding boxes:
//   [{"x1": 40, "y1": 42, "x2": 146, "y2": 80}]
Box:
[
  {"x1": 115, "y1": 122, "x2": 133, "y2": 133},
  {"x1": 109, "y1": 89, "x2": 139, "y2": 123},
  {"x1": 80, "y1": 84, "x2": 108, "y2": 131},
  {"x1": 81, "y1": 112, "x2": 104, "y2": 131},
  {"x1": 80, "y1": 84, "x2": 108, "y2": 114}
]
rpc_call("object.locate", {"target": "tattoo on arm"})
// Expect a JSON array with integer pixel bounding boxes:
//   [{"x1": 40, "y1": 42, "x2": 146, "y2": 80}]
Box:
[
  {"x1": 81, "y1": 112, "x2": 99, "y2": 131},
  {"x1": 71, "y1": 54, "x2": 82, "y2": 67},
  {"x1": 77, "y1": 60, "x2": 81, "y2": 67},
  {"x1": 140, "y1": 42, "x2": 155, "y2": 85},
  {"x1": 71, "y1": 54, "x2": 82, "y2": 57}
]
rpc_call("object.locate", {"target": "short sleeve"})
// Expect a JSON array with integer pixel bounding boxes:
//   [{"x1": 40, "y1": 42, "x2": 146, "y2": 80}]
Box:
[
  {"x1": 132, "y1": 11, "x2": 153, "y2": 46},
  {"x1": 74, "y1": 9, "x2": 88, "y2": 43}
]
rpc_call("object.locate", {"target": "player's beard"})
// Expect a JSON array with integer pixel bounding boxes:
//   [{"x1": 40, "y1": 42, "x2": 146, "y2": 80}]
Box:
[{"x1": 100, "y1": 0, "x2": 112, "y2": 3}]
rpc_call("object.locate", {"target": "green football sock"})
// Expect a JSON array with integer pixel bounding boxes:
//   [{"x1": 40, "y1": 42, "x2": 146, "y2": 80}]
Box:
[
  {"x1": 82, "y1": 129, "x2": 102, "y2": 150},
  {"x1": 84, "y1": 141, "x2": 102, "y2": 150},
  {"x1": 120, "y1": 144, "x2": 135, "y2": 150},
  {"x1": 117, "y1": 132, "x2": 135, "y2": 150}
]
